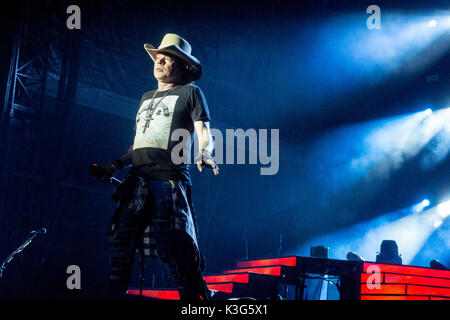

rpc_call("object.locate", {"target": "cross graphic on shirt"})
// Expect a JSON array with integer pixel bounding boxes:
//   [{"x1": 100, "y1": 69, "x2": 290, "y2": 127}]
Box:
[{"x1": 142, "y1": 102, "x2": 170, "y2": 134}]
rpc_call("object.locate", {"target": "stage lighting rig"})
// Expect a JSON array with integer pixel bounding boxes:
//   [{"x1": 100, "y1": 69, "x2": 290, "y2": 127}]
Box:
[
  {"x1": 346, "y1": 252, "x2": 365, "y2": 261},
  {"x1": 430, "y1": 260, "x2": 448, "y2": 270},
  {"x1": 376, "y1": 240, "x2": 402, "y2": 265}
]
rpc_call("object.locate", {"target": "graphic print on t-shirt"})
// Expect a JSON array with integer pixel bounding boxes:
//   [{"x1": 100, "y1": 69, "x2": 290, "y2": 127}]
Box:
[{"x1": 134, "y1": 95, "x2": 179, "y2": 150}]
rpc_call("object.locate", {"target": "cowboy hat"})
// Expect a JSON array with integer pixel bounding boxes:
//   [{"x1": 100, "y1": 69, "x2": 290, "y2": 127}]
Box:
[{"x1": 144, "y1": 33, "x2": 202, "y2": 82}]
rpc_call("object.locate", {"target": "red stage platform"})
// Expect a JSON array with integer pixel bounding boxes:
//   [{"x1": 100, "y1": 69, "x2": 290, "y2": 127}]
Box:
[{"x1": 128, "y1": 256, "x2": 450, "y2": 300}]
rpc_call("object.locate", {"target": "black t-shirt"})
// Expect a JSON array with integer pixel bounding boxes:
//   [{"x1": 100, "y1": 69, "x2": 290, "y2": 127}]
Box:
[{"x1": 132, "y1": 84, "x2": 211, "y2": 184}]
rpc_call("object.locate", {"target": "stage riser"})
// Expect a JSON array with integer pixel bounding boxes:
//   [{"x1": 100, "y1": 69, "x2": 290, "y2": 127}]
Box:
[{"x1": 128, "y1": 256, "x2": 450, "y2": 300}]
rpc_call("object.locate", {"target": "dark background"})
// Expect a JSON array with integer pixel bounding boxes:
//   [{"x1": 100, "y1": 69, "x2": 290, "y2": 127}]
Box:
[{"x1": 0, "y1": 0, "x2": 448, "y2": 298}]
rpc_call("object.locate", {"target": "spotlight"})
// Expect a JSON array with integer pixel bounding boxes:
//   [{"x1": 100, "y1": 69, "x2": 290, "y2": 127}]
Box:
[
  {"x1": 433, "y1": 220, "x2": 443, "y2": 229},
  {"x1": 430, "y1": 260, "x2": 448, "y2": 270},
  {"x1": 346, "y1": 251, "x2": 365, "y2": 261},
  {"x1": 376, "y1": 240, "x2": 402, "y2": 265},
  {"x1": 437, "y1": 200, "x2": 450, "y2": 218},
  {"x1": 446, "y1": 122, "x2": 450, "y2": 132},
  {"x1": 413, "y1": 199, "x2": 430, "y2": 213},
  {"x1": 427, "y1": 20, "x2": 437, "y2": 27}
]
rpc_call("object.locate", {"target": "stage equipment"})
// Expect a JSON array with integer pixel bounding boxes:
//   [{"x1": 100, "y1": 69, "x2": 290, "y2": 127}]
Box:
[
  {"x1": 346, "y1": 252, "x2": 365, "y2": 261},
  {"x1": 376, "y1": 240, "x2": 402, "y2": 264},
  {"x1": 310, "y1": 246, "x2": 329, "y2": 258},
  {"x1": 430, "y1": 260, "x2": 448, "y2": 270},
  {"x1": 0, "y1": 228, "x2": 47, "y2": 278}
]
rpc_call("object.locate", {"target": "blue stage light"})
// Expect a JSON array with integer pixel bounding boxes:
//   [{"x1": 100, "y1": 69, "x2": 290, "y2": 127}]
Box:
[
  {"x1": 433, "y1": 220, "x2": 443, "y2": 229},
  {"x1": 437, "y1": 200, "x2": 450, "y2": 218},
  {"x1": 413, "y1": 199, "x2": 431, "y2": 213}
]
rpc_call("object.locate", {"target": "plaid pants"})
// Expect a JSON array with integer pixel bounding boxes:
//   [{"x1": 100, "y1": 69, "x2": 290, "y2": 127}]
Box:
[{"x1": 108, "y1": 178, "x2": 209, "y2": 300}]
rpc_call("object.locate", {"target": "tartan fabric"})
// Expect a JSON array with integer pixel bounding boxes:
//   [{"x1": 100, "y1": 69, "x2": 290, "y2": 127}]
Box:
[
  {"x1": 108, "y1": 175, "x2": 208, "y2": 299},
  {"x1": 113, "y1": 177, "x2": 199, "y2": 259},
  {"x1": 123, "y1": 177, "x2": 155, "y2": 257}
]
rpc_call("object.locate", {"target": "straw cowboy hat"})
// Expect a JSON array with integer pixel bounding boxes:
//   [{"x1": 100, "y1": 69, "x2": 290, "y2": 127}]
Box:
[{"x1": 144, "y1": 33, "x2": 202, "y2": 82}]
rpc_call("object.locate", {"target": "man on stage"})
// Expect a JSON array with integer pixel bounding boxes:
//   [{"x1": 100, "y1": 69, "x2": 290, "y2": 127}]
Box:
[{"x1": 101, "y1": 33, "x2": 218, "y2": 300}]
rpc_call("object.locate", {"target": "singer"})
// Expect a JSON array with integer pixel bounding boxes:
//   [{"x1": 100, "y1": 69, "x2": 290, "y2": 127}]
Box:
[{"x1": 98, "y1": 33, "x2": 218, "y2": 300}]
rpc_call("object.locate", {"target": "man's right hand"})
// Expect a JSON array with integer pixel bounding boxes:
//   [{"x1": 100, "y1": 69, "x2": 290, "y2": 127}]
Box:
[{"x1": 101, "y1": 159, "x2": 123, "y2": 183}]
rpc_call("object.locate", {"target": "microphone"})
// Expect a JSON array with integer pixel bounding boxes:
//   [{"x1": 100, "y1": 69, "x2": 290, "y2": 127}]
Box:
[
  {"x1": 89, "y1": 164, "x2": 122, "y2": 186},
  {"x1": 89, "y1": 163, "x2": 106, "y2": 180},
  {"x1": 30, "y1": 228, "x2": 47, "y2": 235}
]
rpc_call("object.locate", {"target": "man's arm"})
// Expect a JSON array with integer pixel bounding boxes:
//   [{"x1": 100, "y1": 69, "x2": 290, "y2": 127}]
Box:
[
  {"x1": 101, "y1": 145, "x2": 134, "y2": 182},
  {"x1": 116, "y1": 144, "x2": 134, "y2": 168},
  {"x1": 194, "y1": 121, "x2": 219, "y2": 175}
]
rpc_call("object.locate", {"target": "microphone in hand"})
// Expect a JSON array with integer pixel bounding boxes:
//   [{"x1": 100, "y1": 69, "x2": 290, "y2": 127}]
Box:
[
  {"x1": 89, "y1": 163, "x2": 107, "y2": 180},
  {"x1": 89, "y1": 163, "x2": 122, "y2": 185}
]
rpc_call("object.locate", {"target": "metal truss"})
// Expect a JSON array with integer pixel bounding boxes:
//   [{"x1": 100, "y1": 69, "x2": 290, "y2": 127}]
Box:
[{"x1": 0, "y1": 0, "x2": 52, "y2": 254}]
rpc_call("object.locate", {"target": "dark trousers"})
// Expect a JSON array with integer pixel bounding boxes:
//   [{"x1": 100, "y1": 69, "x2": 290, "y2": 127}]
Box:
[{"x1": 108, "y1": 180, "x2": 209, "y2": 300}]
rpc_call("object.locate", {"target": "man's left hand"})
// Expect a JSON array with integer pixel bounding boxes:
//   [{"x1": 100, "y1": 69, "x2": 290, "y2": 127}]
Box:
[{"x1": 195, "y1": 150, "x2": 219, "y2": 175}]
